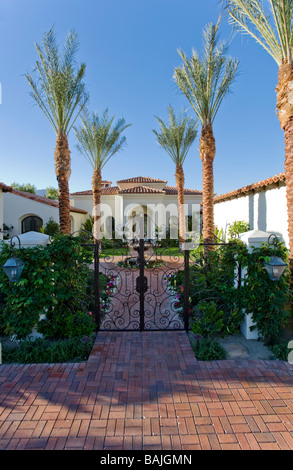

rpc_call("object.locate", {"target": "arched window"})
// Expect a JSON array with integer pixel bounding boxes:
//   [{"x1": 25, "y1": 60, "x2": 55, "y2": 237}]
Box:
[{"x1": 21, "y1": 215, "x2": 43, "y2": 234}]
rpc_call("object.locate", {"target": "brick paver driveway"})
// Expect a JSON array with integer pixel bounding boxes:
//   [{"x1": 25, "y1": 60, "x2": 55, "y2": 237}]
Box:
[{"x1": 1, "y1": 331, "x2": 293, "y2": 450}]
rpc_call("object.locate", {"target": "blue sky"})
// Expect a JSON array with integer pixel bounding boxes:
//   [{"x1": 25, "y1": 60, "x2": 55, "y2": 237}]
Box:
[{"x1": 0, "y1": 0, "x2": 285, "y2": 196}]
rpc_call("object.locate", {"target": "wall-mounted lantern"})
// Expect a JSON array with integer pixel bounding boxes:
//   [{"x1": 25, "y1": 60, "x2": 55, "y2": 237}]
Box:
[
  {"x1": 1, "y1": 236, "x2": 25, "y2": 283},
  {"x1": 263, "y1": 234, "x2": 287, "y2": 281}
]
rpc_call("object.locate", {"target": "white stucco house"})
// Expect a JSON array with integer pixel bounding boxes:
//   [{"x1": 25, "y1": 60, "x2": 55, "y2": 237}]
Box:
[
  {"x1": 70, "y1": 176, "x2": 203, "y2": 239},
  {"x1": 0, "y1": 176, "x2": 203, "y2": 241},
  {"x1": 0, "y1": 183, "x2": 13, "y2": 241},
  {"x1": 214, "y1": 172, "x2": 288, "y2": 246},
  {"x1": 1, "y1": 185, "x2": 88, "y2": 239}
]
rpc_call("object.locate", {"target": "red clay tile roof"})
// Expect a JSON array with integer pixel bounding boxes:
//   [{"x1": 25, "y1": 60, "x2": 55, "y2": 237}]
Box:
[
  {"x1": 0, "y1": 183, "x2": 12, "y2": 192},
  {"x1": 164, "y1": 186, "x2": 202, "y2": 195},
  {"x1": 71, "y1": 185, "x2": 202, "y2": 196},
  {"x1": 117, "y1": 176, "x2": 167, "y2": 184},
  {"x1": 10, "y1": 188, "x2": 87, "y2": 214},
  {"x1": 119, "y1": 185, "x2": 166, "y2": 194},
  {"x1": 71, "y1": 186, "x2": 120, "y2": 196},
  {"x1": 214, "y1": 172, "x2": 286, "y2": 204}
]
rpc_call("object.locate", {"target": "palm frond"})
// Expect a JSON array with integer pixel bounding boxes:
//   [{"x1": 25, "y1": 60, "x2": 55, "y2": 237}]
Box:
[
  {"x1": 174, "y1": 20, "x2": 239, "y2": 126},
  {"x1": 74, "y1": 108, "x2": 130, "y2": 170},
  {"x1": 153, "y1": 105, "x2": 198, "y2": 165},
  {"x1": 26, "y1": 26, "x2": 88, "y2": 134},
  {"x1": 223, "y1": 0, "x2": 293, "y2": 65}
]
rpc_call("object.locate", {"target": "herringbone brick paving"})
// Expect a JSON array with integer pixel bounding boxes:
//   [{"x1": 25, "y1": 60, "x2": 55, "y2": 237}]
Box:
[{"x1": 1, "y1": 331, "x2": 293, "y2": 450}]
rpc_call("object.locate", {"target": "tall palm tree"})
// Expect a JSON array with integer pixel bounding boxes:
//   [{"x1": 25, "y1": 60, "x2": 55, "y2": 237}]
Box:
[
  {"x1": 222, "y1": 0, "x2": 293, "y2": 277},
  {"x1": 153, "y1": 106, "x2": 198, "y2": 242},
  {"x1": 174, "y1": 19, "x2": 239, "y2": 246},
  {"x1": 74, "y1": 108, "x2": 130, "y2": 244},
  {"x1": 26, "y1": 27, "x2": 88, "y2": 234}
]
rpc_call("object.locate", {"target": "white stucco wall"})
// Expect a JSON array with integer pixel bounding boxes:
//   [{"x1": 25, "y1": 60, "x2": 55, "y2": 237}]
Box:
[
  {"x1": 3, "y1": 192, "x2": 87, "y2": 237},
  {"x1": 214, "y1": 184, "x2": 288, "y2": 247},
  {"x1": 0, "y1": 189, "x2": 3, "y2": 241},
  {"x1": 70, "y1": 193, "x2": 202, "y2": 239}
]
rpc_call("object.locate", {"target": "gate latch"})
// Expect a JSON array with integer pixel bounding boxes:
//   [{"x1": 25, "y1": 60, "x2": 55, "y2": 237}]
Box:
[{"x1": 136, "y1": 276, "x2": 148, "y2": 293}]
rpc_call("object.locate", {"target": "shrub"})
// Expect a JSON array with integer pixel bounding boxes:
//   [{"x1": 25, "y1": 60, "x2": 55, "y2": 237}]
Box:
[
  {"x1": 192, "y1": 337, "x2": 226, "y2": 361},
  {"x1": 191, "y1": 301, "x2": 225, "y2": 337},
  {"x1": 243, "y1": 241, "x2": 291, "y2": 346},
  {"x1": 228, "y1": 220, "x2": 250, "y2": 239},
  {"x1": 0, "y1": 235, "x2": 97, "y2": 339},
  {"x1": 40, "y1": 217, "x2": 60, "y2": 236},
  {"x1": 2, "y1": 336, "x2": 95, "y2": 364}
]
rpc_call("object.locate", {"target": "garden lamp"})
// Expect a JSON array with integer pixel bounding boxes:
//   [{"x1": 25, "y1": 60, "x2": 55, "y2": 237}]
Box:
[
  {"x1": 263, "y1": 234, "x2": 287, "y2": 281},
  {"x1": 1, "y1": 236, "x2": 25, "y2": 283},
  {"x1": 2, "y1": 257, "x2": 25, "y2": 282}
]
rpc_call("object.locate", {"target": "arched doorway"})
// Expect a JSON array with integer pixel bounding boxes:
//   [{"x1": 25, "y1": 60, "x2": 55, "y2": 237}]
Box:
[{"x1": 21, "y1": 215, "x2": 43, "y2": 234}]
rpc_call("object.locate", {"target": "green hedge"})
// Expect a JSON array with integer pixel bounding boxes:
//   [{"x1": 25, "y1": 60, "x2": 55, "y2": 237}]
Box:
[
  {"x1": 170, "y1": 240, "x2": 291, "y2": 346},
  {"x1": 0, "y1": 235, "x2": 105, "y2": 340}
]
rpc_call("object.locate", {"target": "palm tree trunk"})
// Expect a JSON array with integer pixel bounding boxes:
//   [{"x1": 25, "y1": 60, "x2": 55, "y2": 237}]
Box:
[
  {"x1": 199, "y1": 124, "x2": 216, "y2": 248},
  {"x1": 175, "y1": 164, "x2": 186, "y2": 243},
  {"x1": 276, "y1": 63, "x2": 293, "y2": 282},
  {"x1": 284, "y1": 118, "x2": 293, "y2": 280},
  {"x1": 54, "y1": 132, "x2": 71, "y2": 234},
  {"x1": 92, "y1": 167, "x2": 102, "y2": 245}
]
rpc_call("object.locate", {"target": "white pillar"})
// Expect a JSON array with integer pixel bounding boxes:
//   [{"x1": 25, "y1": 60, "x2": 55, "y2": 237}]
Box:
[{"x1": 238, "y1": 229, "x2": 273, "y2": 340}]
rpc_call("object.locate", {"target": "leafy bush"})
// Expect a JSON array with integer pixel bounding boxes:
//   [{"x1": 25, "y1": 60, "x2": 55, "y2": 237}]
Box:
[
  {"x1": 0, "y1": 235, "x2": 98, "y2": 339},
  {"x1": 40, "y1": 217, "x2": 60, "y2": 236},
  {"x1": 187, "y1": 242, "x2": 246, "y2": 337},
  {"x1": 2, "y1": 336, "x2": 95, "y2": 364},
  {"x1": 192, "y1": 337, "x2": 226, "y2": 361},
  {"x1": 191, "y1": 301, "x2": 225, "y2": 337},
  {"x1": 227, "y1": 220, "x2": 250, "y2": 239},
  {"x1": 243, "y1": 241, "x2": 291, "y2": 345}
]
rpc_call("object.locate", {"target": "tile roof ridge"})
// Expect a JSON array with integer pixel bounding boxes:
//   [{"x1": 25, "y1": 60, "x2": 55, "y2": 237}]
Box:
[
  {"x1": 117, "y1": 176, "x2": 167, "y2": 183},
  {"x1": 214, "y1": 172, "x2": 286, "y2": 203},
  {"x1": 10, "y1": 188, "x2": 87, "y2": 213},
  {"x1": 119, "y1": 185, "x2": 166, "y2": 193}
]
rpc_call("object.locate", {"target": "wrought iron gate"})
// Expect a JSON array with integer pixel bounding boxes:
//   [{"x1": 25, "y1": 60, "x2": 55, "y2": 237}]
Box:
[
  {"x1": 97, "y1": 238, "x2": 189, "y2": 331},
  {"x1": 75, "y1": 231, "x2": 240, "y2": 333}
]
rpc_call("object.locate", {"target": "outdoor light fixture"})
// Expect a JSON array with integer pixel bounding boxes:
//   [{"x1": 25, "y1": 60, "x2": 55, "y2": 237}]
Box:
[
  {"x1": 1, "y1": 236, "x2": 25, "y2": 283},
  {"x1": 2, "y1": 257, "x2": 25, "y2": 282},
  {"x1": 263, "y1": 234, "x2": 287, "y2": 281}
]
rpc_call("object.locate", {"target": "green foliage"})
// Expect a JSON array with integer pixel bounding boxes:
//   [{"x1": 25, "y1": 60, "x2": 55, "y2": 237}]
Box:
[
  {"x1": 11, "y1": 182, "x2": 36, "y2": 194},
  {"x1": 81, "y1": 216, "x2": 94, "y2": 234},
  {"x1": 269, "y1": 341, "x2": 293, "y2": 361},
  {"x1": 174, "y1": 19, "x2": 239, "y2": 127},
  {"x1": 45, "y1": 187, "x2": 59, "y2": 200},
  {"x1": 2, "y1": 336, "x2": 95, "y2": 364},
  {"x1": 192, "y1": 301, "x2": 225, "y2": 337},
  {"x1": 188, "y1": 242, "x2": 246, "y2": 337},
  {"x1": 0, "y1": 235, "x2": 97, "y2": 340},
  {"x1": 243, "y1": 241, "x2": 291, "y2": 345},
  {"x1": 228, "y1": 220, "x2": 250, "y2": 239},
  {"x1": 192, "y1": 337, "x2": 226, "y2": 361},
  {"x1": 180, "y1": 238, "x2": 290, "y2": 348},
  {"x1": 40, "y1": 217, "x2": 60, "y2": 236},
  {"x1": 153, "y1": 105, "x2": 198, "y2": 166},
  {"x1": 26, "y1": 26, "x2": 88, "y2": 135}
]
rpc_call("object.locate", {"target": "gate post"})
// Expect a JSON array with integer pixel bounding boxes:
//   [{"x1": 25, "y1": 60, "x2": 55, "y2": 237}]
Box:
[
  {"x1": 183, "y1": 249, "x2": 190, "y2": 332},
  {"x1": 94, "y1": 240, "x2": 101, "y2": 331},
  {"x1": 139, "y1": 238, "x2": 145, "y2": 332}
]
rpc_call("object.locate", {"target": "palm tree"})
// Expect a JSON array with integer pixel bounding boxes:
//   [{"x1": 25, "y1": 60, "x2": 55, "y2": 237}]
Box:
[
  {"x1": 74, "y1": 108, "x2": 130, "y2": 244},
  {"x1": 26, "y1": 27, "x2": 88, "y2": 234},
  {"x1": 174, "y1": 19, "x2": 239, "y2": 246},
  {"x1": 153, "y1": 106, "x2": 198, "y2": 242},
  {"x1": 222, "y1": 0, "x2": 293, "y2": 277}
]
